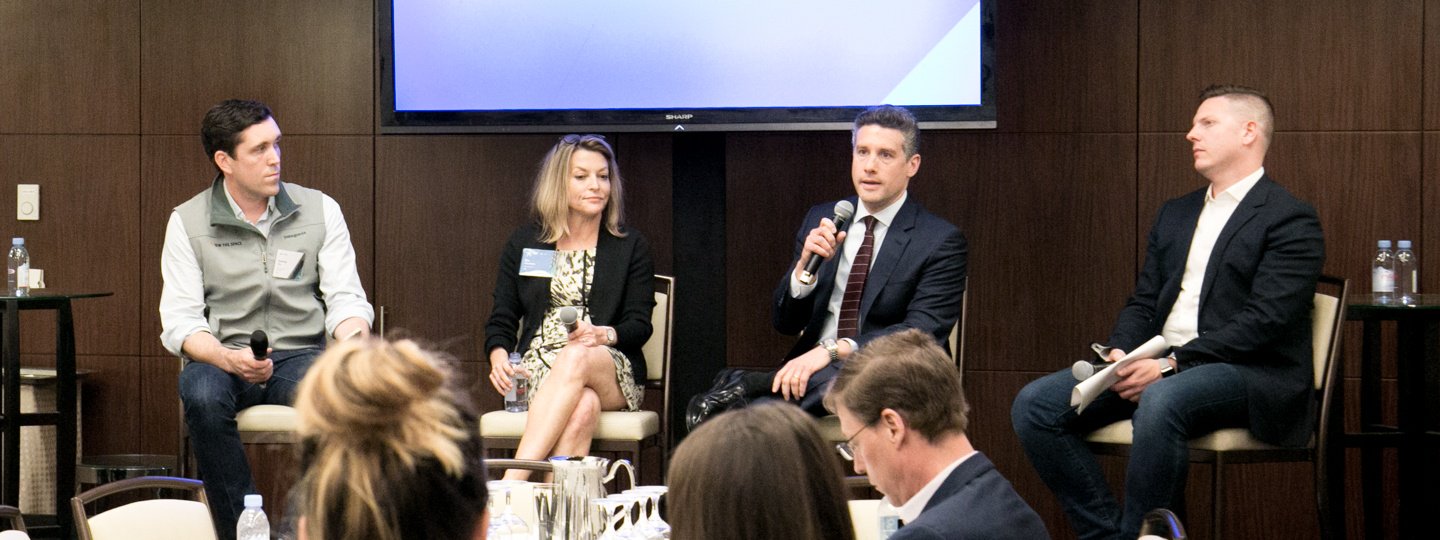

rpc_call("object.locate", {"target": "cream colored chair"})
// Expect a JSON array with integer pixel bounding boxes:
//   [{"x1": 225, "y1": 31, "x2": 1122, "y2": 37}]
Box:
[
  {"x1": 70, "y1": 476, "x2": 216, "y2": 540},
  {"x1": 480, "y1": 275, "x2": 675, "y2": 479},
  {"x1": 1083, "y1": 275, "x2": 1348, "y2": 540},
  {"x1": 0, "y1": 505, "x2": 26, "y2": 536},
  {"x1": 819, "y1": 285, "x2": 968, "y2": 443}
]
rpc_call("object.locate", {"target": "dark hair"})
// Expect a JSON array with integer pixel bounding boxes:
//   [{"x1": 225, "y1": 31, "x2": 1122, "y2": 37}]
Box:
[
  {"x1": 200, "y1": 99, "x2": 274, "y2": 170},
  {"x1": 1198, "y1": 84, "x2": 1275, "y2": 144},
  {"x1": 852, "y1": 105, "x2": 921, "y2": 157},
  {"x1": 294, "y1": 339, "x2": 488, "y2": 540},
  {"x1": 668, "y1": 402, "x2": 856, "y2": 540},
  {"x1": 824, "y1": 329, "x2": 969, "y2": 441}
]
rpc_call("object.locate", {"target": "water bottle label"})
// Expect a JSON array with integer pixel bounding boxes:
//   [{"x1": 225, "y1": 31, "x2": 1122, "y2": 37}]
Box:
[
  {"x1": 16, "y1": 264, "x2": 27, "y2": 286},
  {"x1": 1373, "y1": 268, "x2": 1394, "y2": 293},
  {"x1": 878, "y1": 515, "x2": 900, "y2": 538}
]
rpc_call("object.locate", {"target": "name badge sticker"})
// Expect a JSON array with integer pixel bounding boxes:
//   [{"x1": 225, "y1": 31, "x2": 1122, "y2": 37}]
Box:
[
  {"x1": 519, "y1": 248, "x2": 557, "y2": 277},
  {"x1": 272, "y1": 249, "x2": 304, "y2": 279}
]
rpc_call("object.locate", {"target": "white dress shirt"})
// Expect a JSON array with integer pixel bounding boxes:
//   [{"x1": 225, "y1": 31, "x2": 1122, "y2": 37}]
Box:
[
  {"x1": 892, "y1": 450, "x2": 977, "y2": 524},
  {"x1": 1161, "y1": 167, "x2": 1265, "y2": 348},
  {"x1": 789, "y1": 191, "x2": 908, "y2": 344},
  {"x1": 159, "y1": 184, "x2": 372, "y2": 355}
]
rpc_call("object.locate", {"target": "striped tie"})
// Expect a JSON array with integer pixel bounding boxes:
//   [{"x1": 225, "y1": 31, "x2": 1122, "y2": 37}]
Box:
[{"x1": 837, "y1": 216, "x2": 876, "y2": 340}]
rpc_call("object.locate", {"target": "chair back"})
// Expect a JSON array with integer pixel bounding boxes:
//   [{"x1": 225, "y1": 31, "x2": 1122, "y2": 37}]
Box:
[
  {"x1": 71, "y1": 476, "x2": 216, "y2": 540},
  {"x1": 643, "y1": 275, "x2": 674, "y2": 383},
  {"x1": 0, "y1": 505, "x2": 25, "y2": 533},
  {"x1": 1310, "y1": 275, "x2": 1348, "y2": 391},
  {"x1": 949, "y1": 283, "x2": 968, "y2": 376}
]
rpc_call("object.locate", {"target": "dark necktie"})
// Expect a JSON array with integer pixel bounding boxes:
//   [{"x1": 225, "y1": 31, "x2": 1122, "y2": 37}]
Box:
[{"x1": 837, "y1": 216, "x2": 877, "y2": 340}]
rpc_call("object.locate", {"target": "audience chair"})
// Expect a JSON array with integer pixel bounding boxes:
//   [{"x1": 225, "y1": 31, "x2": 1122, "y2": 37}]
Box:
[
  {"x1": 1138, "y1": 508, "x2": 1188, "y2": 540},
  {"x1": 0, "y1": 505, "x2": 25, "y2": 533},
  {"x1": 486, "y1": 458, "x2": 555, "y2": 479},
  {"x1": 1083, "y1": 275, "x2": 1348, "y2": 540},
  {"x1": 70, "y1": 476, "x2": 216, "y2": 540},
  {"x1": 819, "y1": 286, "x2": 968, "y2": 443},
  {"x1": 481, "y1": 275, "x2": 676, "y2": 479}
]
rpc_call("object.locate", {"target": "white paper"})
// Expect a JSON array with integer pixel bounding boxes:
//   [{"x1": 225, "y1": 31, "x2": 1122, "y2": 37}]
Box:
[
  {"x1": 272, "y1": 249, "x2": 303, "y2": 279},
  {"x1": 1069, "y1": 335, "x2": 1169, "y2": 412}
]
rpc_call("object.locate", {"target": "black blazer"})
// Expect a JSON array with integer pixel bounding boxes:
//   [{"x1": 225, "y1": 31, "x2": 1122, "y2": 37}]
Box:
[
  {"x1": 772, "y1": 196, "x2": 968, "y2": 360},
  {"x1": 484, "y1": 223, "x2": 656, "y2": 380},
  {"x1": 1108, "y1": 176, "x2": 1325, "y2": 447},
  {"x1": 892, "y1": 452, "x2": 1049, "y2": 540}
]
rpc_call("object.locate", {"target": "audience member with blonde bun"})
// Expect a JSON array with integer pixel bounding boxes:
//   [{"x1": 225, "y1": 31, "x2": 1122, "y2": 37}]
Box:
[
  {"x1": 668, "y1": 401, "x2": 855, "y2": 540},
  {"x1": 292, "y1": 338, "x2": 489, "y2": 540}
]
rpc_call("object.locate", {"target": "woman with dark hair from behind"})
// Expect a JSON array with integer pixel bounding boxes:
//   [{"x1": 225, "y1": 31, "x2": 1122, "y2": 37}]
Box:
[
  {"x1": 668, "y1": 402, "x2": 856, "y2": 540},
  {"x1": 292, "y1": 338, "x2": 489, "y2": 540}
]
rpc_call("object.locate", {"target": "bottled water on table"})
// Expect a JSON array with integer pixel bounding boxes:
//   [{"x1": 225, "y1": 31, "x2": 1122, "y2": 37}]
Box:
[
  {"x1": 1396, "y1": 240, "x2": 1418, "y2": 304},
  {"x1": 1372, "y1": 240, "x2": 1395, "y2": 303},
  {"x1": 6, "y1": 238, "x2": 28, "y2": 296}
]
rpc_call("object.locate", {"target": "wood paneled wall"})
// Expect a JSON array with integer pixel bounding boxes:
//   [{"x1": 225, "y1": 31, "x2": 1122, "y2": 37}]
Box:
[{"x1": 0, "y1": 0, "x2": 1427, "y2": 537}]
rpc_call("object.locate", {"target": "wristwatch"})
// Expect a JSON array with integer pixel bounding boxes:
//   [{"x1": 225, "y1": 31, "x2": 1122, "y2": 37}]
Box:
[
  {"x1": 604, "y1": 327, "x2": 617, "y2": 346},
  {"x1": 1157, "y1": 356, "x2": 1176, "y2": 378},
  {"x1": 821, "y1": 338, "x2": 840, "y2": 363}
]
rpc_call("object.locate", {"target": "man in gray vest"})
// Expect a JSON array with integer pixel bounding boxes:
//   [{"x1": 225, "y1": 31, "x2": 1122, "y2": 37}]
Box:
[{"x1": 159, "y1": 99, "x2": 373, "y2": 538}]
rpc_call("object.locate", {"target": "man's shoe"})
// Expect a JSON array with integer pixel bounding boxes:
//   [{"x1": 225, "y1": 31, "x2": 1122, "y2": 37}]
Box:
[{"x1": 685, "y1": 369, "x2": 751, "y2": 432}]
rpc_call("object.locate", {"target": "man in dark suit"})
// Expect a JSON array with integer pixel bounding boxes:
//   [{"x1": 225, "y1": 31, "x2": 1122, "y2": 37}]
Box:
[
  {"x1": 829, "y1": 329, "x2": 1048, "y2": 539},
  {"x1": 1011, "y1": 85, "x2": 1325, "y2": 540},
  {"x1": 687, "y1": 105, "x2": 968, "y2": 427}
]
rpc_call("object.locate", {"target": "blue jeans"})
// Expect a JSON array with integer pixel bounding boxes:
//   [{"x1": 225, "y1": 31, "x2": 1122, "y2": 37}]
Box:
[
  {"x1": 180, "y1": 348, "x2": 319, "y2": 540},
  {"x1": 1010, "y1": 363, "x2": 1249, "y2": 540}
]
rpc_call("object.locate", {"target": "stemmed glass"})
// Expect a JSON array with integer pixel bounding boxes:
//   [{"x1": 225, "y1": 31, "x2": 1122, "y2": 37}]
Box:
[{"x1": 625, "y1": 486, "x2": 669, "y2": 539}]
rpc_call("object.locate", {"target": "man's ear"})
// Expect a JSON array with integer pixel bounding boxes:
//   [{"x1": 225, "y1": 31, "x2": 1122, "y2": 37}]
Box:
[
  {"x1": 879, "y1": 408, "x2": 908, "y2": 442},
  {"x1": 214, "y1": 151, "x2": 233, "y2": 176}
]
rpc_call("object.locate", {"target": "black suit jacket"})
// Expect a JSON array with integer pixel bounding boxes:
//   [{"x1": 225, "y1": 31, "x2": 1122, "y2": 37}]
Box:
[
  {"x1": 1107, "y1": 176, "x2": 1324, "y2": 446},
  {"x1": 892, "y1": 452, "x2": 1049, "y2": 540},
  {"x1": 772, "y1": 196, "x2": 968, "y2": 360},
  {"x1": 484, "y1": 223, "x2": 656, "y2": 380}
]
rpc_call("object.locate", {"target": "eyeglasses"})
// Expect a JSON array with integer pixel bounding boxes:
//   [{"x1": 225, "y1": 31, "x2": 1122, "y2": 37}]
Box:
[
  {"x1": 561, "y1": 133, "x2": 606, "y2": 145},
  {"x1": 835, "y1": 423, "x2": 869, "y2": 461}
]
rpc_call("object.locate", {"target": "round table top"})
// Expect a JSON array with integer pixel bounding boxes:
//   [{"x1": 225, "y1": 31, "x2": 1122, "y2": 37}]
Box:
[{"x1": 0, "y1": 290, "x2": 111, "y2": 301}]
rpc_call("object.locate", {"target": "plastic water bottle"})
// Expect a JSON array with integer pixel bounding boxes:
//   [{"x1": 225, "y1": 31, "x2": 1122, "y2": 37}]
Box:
[
  {"x1": 504, "y1": 352, "x2": 529, "y2": 412},
  {"x1": 236, "y1": 494, "x2": 270, "y2": 540},
  {"x1": 6, "y1": 238, "x2": 28, "y2": 296},
  {"x1": 1373, "y1": 240, "x2": 1395, "y2": 303},
  {"x1": 1396, "y1": 240, "x2": 1419, "y2": 304}
]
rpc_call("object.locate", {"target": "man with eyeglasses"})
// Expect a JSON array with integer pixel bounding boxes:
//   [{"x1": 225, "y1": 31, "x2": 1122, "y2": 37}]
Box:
[
  {"x1": 687, "y1": 105, "x2": 968, "y2": 429},
  {"x1": 826, "y1": 329, "x2": 1046, "y2": 538}
]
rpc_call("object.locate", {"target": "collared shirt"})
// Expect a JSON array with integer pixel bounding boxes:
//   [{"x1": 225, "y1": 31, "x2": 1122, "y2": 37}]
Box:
[
  {"x1": 890, "y1": 450, "x2": 977, "y2": 524},
  {"x1": 1161, "y1": 167, "x2": 1265, "y2": 347},
  {"x1": 789, "y1": 191, "x2": 908, "y2": 344},
  {"x1": 159, "y1": 183, "x2": 372, "y2": 355}
]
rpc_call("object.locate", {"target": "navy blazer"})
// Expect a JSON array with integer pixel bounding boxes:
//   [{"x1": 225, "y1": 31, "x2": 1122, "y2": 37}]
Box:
[
  {"x1": 892, "y1": 452, "x2": 1049, "y2": 540},
  {"x1": 1107, "y1": 176, "x2": 1324, "y2": 447},
  {"x1": 772, "y1": 196, "x2": 968, "y2": 360},
  {"x1": 483, "y1": 223, "x2": 656, "y2": 381}
]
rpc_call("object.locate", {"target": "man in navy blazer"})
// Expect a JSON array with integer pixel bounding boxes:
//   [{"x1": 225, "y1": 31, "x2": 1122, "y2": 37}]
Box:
[
  {"x1": 687, "y1": 105, "x2": 968, "y2": 426},
  {"x1": 1012, "y1": 85, "x2": 1325, "y2": 539},
  {"x1": 828, "y1": 329, "x2": 1048, "y2": 539}
]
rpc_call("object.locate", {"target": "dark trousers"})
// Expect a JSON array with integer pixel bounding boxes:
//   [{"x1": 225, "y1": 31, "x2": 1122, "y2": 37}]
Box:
[
  {"x1": 179, "y1": 348, "x2": 319, "y2": 540},
  {"x1": 1010, "y1": 363, "x2": 1250, "y2": 540}
]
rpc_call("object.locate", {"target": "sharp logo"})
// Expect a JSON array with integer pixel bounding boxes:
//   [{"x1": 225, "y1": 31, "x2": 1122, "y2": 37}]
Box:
[{"x1": 665, "y1": 114, "x2": 694, "y2": 121}]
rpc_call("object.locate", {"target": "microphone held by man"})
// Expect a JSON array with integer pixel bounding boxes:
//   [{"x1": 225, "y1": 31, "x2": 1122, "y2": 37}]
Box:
[{"x1": 797, "y1": 200, "x2": 855, "y2": 285}]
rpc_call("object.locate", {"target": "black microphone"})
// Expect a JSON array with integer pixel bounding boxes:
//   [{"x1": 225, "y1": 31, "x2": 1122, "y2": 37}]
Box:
[
  {"x1": 798, "y1": 200, "x2": 856, "y2": 285},
  {"x1": 559, "y1": 306, "x2": 580, "y2": 334},
  {"x1": 251, "y1": 330, "x2": 269, "y2": 388}
]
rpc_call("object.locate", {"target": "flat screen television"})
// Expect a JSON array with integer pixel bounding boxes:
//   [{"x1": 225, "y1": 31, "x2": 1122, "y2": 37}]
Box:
[{"x1": 379, "y1": 0, "x2": 994, "y2": 133}]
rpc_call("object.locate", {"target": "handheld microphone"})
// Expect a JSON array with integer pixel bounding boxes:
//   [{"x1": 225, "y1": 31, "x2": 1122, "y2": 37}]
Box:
[
  {"x1": 559, "y1": 306, "x2": 580, "y2": 334},
  {"x1": 250, "y1": 330, "x2": 270, "y2": 388},
  {"x1": 798, "y1": 200, "x2": 856, "y2": 285},
  {"x1": 1071, "y1": 360, "x2": 1111, "y2": 381}
]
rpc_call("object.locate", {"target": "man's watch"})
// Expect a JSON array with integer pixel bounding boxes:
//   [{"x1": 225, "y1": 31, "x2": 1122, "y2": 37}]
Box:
[
  {"x1": 821, "y1": 338, "x2": 840, "y2": 363},
  {"x1": 604, "y1": 327, "x2": 617, "y2": 346},
  {"x1": 1157, "y1": 356, "x2": 1176, "y2": 378}
]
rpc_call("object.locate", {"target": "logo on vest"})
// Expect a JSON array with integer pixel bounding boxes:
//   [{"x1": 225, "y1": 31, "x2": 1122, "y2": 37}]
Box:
[
  {"x1": 214, "y1": 241, "x2": 243, "y2": 248},
  {"x1": 283, "y1": 231, "x2": 307, "y2": 239}
]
